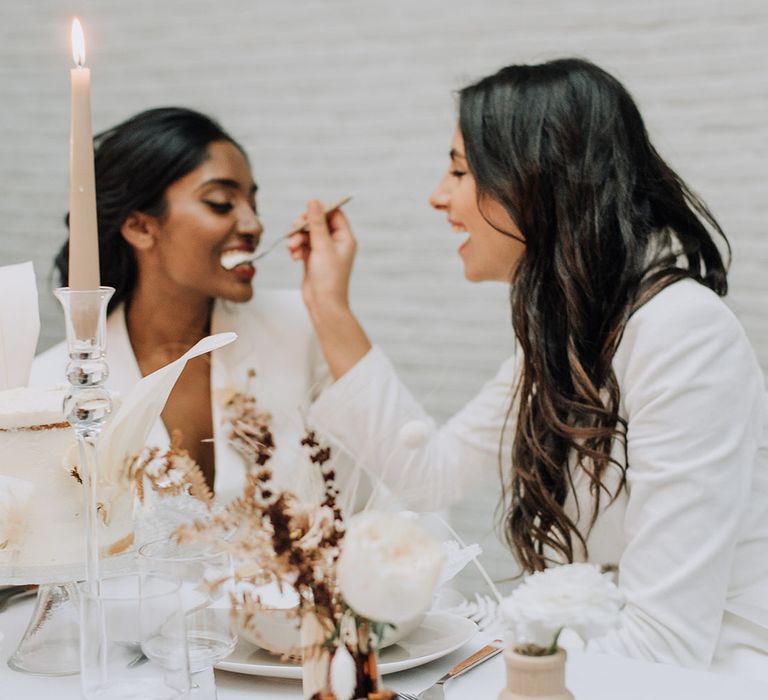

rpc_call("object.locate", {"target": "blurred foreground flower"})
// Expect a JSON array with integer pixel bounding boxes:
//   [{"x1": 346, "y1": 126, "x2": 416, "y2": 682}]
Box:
[{"x1": 338, "y1": 511, "x2": 445, "y2": 625}]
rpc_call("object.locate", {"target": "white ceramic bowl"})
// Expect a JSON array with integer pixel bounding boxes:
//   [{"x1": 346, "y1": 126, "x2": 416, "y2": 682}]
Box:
[{"x1": 236, "y1": 581, "x2": 424, "y2": 656}]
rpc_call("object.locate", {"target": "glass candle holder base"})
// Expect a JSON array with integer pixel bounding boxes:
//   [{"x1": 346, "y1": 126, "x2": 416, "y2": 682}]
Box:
[{"x1": 7, "y1": 582, "x2": 80, "y2": 676}]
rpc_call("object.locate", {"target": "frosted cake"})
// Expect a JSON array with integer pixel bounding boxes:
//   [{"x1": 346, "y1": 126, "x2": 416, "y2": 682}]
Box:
[{"x1": 0, "y1": 385, "x2": 133, "y2": 578}]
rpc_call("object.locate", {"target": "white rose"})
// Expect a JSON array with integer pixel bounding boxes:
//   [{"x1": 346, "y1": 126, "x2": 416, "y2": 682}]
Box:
[
  {"x1": 337, "y1": 511, "x2": 445, "y2": 624},
  {"x1": 500, "y1": 563, "x2": 623, "y2": 649}
]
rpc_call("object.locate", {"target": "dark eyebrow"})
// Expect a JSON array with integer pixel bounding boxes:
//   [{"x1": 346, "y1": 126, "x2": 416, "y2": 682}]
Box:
[
  {"x1": 198, "y1": 177, "x2": 258, "y2": 194},
  {"x1": 449, "y1": 148, "x2": 466, "y2": 162}
]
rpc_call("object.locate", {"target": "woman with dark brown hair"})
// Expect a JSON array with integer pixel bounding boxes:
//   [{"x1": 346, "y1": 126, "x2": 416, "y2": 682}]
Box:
[
  {"x1": 291, "y1": 59, "x2": 768, "y2": 677},
  {"x1": 32, "y1": 107, "x2": 335, "y2": 503}
]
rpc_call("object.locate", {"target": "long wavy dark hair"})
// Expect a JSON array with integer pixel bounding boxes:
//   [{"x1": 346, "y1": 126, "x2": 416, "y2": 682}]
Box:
[
  {"x1": 458, "y1": 58, "x2": 729, "y2": 572},
  {"x1": 54, "y1": 107, "x2": 244, "y2": 314}
]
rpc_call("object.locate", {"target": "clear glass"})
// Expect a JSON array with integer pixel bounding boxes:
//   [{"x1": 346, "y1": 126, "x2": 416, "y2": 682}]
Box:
[
  {"x1": 78, "y1": 573, "x2": 190, "y2": 700},
  {"x1": 138, "y1": 540, "x2": 237, "y2": 699}
]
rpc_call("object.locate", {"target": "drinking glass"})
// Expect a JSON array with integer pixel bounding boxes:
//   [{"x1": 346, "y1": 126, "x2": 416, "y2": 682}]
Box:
[
  {"x1": 78, "y1": 573, "x2": 190, "y2": 700},
  {"x1": 139, "y1": 539, "x2": 237, "y2": 699}
]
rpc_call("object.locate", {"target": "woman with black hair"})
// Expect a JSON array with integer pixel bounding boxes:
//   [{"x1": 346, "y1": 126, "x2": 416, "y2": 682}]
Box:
[
  {"x1": 293, "y1": 59, "x2": 768, "y2": 676},
  {"x1": 32, "y1": 107, "x2": 331, "y2": 503}
]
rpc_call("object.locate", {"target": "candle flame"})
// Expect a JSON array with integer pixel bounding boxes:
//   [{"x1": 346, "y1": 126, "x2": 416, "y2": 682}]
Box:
[{"x1": 71, "y1": 18, "x2": 86, "y2": 67}]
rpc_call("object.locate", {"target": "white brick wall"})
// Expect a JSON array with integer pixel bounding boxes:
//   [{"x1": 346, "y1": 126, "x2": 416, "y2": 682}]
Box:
[{"x1": 2, "y1": 0, "x2": 766, "y2": 594}]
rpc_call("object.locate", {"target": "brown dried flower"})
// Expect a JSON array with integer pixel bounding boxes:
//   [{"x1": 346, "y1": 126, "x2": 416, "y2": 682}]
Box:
[
  {"x1": 220, "y1": 385, "x2": 276, "y2": 469},
  {"x1": 173, "y1": 428, "x2": 348, "y2": 652},
  {"x1": 126, "y1": 430, "x2": 213, "y2": 506}
]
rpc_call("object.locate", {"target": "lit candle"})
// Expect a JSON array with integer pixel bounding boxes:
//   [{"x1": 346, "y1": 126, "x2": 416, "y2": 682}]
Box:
[{"x1": 68, "y1": 18, "x2": 100, "y2": 290}]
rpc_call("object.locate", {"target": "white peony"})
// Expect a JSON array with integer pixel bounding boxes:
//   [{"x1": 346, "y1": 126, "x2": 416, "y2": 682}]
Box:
[
  {"x1": 337, "y1": 511, "x2": 445, "y2": 624},
  {"x1": 500, "y1": 563, "x2": 623, "y2": 651}
]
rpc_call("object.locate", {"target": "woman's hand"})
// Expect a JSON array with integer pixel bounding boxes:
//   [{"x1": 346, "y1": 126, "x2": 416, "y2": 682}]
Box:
[
  {"x1": 289, "y1": 200, "x2": 356, "y2": 316},
  {"x1": 289, "y1": 199, "x2": 371, "y2": 380}
]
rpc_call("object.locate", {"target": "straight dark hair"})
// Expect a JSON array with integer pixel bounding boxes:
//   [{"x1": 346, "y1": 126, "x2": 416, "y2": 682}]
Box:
[
  {"x1": 458, "y1": 58, "x2": 729, "y2": 572},
  {"x1": 54, "y1": 107, "x2": 244, "y2": 313}
]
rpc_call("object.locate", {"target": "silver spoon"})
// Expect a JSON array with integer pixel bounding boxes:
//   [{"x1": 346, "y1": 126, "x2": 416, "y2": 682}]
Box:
[{"x1": 221, "y1": 195, "x2": 353, "y2": 269}]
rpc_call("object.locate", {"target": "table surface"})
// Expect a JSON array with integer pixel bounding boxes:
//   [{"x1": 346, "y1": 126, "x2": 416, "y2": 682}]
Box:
[{"x1": 2, "y1": 597, "x2": 767, "y2": 699}]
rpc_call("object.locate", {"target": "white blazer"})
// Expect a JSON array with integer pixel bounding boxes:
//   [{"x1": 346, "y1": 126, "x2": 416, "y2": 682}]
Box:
[
  {"x1": 307, "y1": 279, "x2": 768, "y2": 680},
  {"x1": 31, "y1": 289, "x2": 331, "y2": 504}
]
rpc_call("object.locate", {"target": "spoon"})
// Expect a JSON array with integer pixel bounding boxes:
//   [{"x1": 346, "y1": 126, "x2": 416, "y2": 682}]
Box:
[{"x1": 221, "y1": 195, "x2": 352, "y2": 269}]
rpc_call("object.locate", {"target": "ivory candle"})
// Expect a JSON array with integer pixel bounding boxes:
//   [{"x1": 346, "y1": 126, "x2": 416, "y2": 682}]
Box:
[{"x1": 68, "y1": 18, "x2": 100, "y2": 290}]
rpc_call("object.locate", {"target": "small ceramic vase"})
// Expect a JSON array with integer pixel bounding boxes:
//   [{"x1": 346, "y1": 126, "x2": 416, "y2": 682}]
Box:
[{"x1": 498, "y1": 647, "x2": 575, "y2": 700}]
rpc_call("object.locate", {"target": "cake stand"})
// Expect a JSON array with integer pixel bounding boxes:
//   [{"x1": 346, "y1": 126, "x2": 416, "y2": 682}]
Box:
[{"x1": 2, "y1": 555, "x2": 132, "y2": 675}]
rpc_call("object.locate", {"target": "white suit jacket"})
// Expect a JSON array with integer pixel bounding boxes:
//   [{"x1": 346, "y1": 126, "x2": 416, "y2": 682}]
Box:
[
  {"x1": 32, "y1": 289, "x2": 332, "y2": 504},
  {"x1": 308, "y1": 279, "x2": 768, "y2": 680}
]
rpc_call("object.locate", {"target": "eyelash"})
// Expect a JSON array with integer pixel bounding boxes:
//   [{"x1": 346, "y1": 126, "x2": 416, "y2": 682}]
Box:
[
  {"x1": 451, "y1": 170, "x2": 467, "y2": 179},
  {"x1": 205, "y1": 201, "x2": 234, "y2": 214}
]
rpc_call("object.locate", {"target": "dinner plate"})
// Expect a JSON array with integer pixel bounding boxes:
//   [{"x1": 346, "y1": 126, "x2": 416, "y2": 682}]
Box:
[{"x1": 215, "y1": 612, "x2": 477, "y2": 679}]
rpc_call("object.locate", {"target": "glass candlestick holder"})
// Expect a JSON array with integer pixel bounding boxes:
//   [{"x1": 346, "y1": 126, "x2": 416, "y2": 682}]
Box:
[
  {"x1": 5, "y1": 287, "x2": 115, "y2": 676},
  {"x1": 53, "y1": 286, "x2": 115, "y2": 590}
]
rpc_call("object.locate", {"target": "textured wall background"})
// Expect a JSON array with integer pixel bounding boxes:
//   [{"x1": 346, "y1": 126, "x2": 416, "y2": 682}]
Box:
[{"x1": 1, "y1": 0, "x2": 766, "y2": 593}]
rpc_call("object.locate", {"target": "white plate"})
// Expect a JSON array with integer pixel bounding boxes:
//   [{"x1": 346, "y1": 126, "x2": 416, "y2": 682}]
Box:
[{"x1": 215, "y1": 612, "x2": 477, "y2": 679}]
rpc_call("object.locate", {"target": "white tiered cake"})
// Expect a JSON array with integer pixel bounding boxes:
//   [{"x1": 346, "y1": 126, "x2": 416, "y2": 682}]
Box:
[{"x1": 0, "y1": 385, "x2": 134, "y2": 581}]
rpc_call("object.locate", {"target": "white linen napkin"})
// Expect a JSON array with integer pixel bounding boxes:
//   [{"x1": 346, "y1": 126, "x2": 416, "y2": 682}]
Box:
[{"x1": 0, "y1": 262, "x2": 39, "y2": 390}]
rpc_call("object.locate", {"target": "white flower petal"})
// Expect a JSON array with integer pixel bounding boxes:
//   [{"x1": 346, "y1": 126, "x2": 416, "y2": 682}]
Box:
[{"x1": 330, "y1": 644, "x2": 357, "y2": 700}]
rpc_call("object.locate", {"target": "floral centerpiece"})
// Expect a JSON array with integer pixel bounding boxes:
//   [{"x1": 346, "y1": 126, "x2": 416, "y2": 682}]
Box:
[
  {"x1": 497, "y1": 563, "x2": 623, "y2": 700},
  {"x1": 170, "y1": 391, "x2": 445, "y2": 700}
]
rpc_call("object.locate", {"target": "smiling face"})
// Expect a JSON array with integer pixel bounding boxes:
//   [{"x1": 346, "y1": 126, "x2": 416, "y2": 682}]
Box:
[
  {"x1": 429, "y1": 128, "x2": 525, "y2": 282},
  {"x1": 133, "y1": 140, "x2": 263, "y2": 304}
]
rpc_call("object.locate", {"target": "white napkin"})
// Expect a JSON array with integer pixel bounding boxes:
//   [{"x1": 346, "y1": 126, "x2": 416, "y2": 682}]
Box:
[
  {"x1": 98, "y1": 333, "x2": 237, "y2": 480},
  {"x1": 438, "y1": 541, "x2": 483, "y2": 587},
  {"x1": 0, "y1": 262, "x2": 39, "y2": 390}
]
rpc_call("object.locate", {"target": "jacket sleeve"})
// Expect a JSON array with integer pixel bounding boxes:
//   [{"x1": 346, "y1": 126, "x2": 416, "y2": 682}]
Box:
[
  {"x1": 588, "y1": 284, "x2": 766, "y2": 667},
  {"x1": 307, "y1": 345, "x2": 521, "y2": 511}
]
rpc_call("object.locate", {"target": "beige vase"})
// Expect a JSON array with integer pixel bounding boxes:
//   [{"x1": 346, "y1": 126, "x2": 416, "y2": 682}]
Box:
[{"x1": 498, "y1": 647, "x2": 575, "y2": 700}]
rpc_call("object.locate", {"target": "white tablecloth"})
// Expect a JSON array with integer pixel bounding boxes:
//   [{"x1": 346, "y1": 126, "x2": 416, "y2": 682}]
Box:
[{"x1": 2, "y1": 598, "x2": 767, "y2": 699}]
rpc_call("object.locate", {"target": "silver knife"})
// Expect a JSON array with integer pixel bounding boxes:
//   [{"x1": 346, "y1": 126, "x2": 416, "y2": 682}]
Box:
[{"x1": 400, "y1": 639, "x2": 504, "y2": 700}]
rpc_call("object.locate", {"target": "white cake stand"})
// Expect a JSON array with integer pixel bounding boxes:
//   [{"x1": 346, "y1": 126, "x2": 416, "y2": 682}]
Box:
[{"x1": 2, "y1": 488, "x2": 211, "y2": 674}]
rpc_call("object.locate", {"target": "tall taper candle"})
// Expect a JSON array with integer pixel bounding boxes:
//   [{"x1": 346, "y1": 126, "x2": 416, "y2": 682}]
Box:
[{"x1": 68, "y1": 18, "x2": 100, "y2": 290}]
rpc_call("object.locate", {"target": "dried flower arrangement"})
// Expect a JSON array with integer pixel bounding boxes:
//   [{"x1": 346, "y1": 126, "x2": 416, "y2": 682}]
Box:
[
  {"x1": 133, "y1": 382, "x2": 445, "y2": 700},
  {"x1": 171, "y1": 395, "x2": 398, "y2": 700}
]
